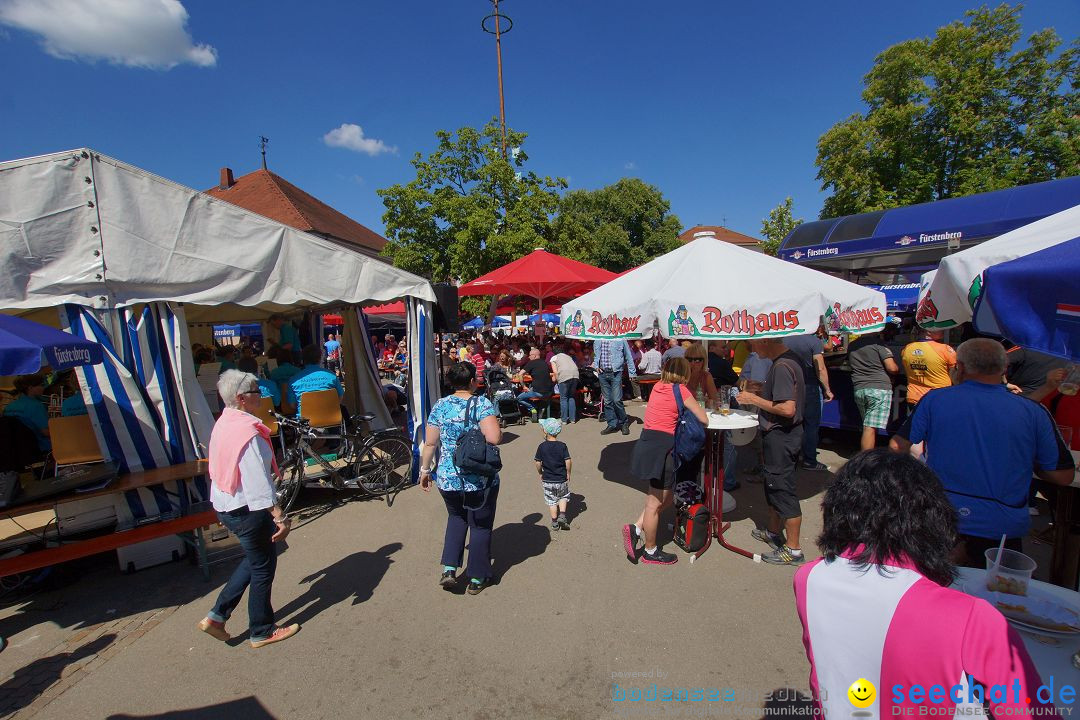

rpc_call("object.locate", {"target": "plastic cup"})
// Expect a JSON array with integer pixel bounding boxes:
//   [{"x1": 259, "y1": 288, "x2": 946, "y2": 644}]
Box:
[{"x1": 984, "y1": 548, "x2": 1036, "y2": 596}]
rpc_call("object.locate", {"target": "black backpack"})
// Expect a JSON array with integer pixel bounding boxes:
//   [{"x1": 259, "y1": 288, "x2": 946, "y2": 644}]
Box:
[
  {"x1": 453, "y1": 396, "x2": 502, "y2": 479},
  {"x1": 674, "y1": 503, "x2": 711, "y2": 553}
]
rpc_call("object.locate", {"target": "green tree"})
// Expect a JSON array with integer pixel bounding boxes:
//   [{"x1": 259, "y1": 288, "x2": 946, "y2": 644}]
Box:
[
  {"x1": 816, "y1": 3, "x2": 1079, "y2": 218},
  {"x1": 760, "y1": 197, "x2": 803, "y2": 256},
  {"x1": 378, "y1": 121, "x2": 566, "y2": 288},
  {"x1": 550, "y1": 178, "x2": 683, "y2": 272}
]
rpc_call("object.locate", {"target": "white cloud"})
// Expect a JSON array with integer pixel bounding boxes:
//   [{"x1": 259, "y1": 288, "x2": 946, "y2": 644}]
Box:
[
  {"x1": 0, "y1": 0, "x2": 216, "y2": 69},
  {"x1": 323, "y1": 123, "x2": 396, "y2": 156},
  {"x1": 624, "y1": 161, "x2": 637, "y2": 171}
]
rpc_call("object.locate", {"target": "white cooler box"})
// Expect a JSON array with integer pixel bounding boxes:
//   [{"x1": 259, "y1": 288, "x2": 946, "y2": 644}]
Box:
[{"x1": 117, "y1": 533, "x2": 186, "y2": 573}]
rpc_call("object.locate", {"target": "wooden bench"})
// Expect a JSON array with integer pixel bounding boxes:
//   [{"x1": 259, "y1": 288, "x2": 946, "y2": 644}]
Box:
[
  {"x1": 637, "y1": 377, "x2": 660, "y2": 401},
  {"x1": 0, "y1": 509, "x2": 217, "y2": 579},
  {"x1": 0, "y1": 460, "x2": 216, "y2": 580}
]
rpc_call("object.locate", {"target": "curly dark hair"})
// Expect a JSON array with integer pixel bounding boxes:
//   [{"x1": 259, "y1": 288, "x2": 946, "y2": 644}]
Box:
[{"x1": 817, "y1": 449, "x2": 958, "y2": 586}]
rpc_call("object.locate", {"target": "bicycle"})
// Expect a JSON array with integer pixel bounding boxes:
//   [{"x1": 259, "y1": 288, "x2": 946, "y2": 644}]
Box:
[{"x1": 271, "y1": 411, "x2": 414, "y2": 512}]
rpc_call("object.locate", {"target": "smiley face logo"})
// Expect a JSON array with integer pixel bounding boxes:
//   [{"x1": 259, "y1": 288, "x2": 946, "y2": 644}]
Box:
[{"x1": 847, "y1": 678, "x2": 876, "y2": 708}]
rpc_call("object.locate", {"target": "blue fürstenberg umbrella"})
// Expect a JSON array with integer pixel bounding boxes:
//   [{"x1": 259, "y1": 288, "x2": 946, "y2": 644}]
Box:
[
  {"x1": 976, "y1": 235, "x2": 1080, "y2": 362},
  {"x1": 0, "y1": 314, "x2": 104, "y2": 375}
]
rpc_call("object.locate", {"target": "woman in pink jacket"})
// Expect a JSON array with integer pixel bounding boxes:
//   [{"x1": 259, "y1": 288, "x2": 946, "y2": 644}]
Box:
[{"x1": 795, "y1": 449, "x2": 1059, "y2": 718}]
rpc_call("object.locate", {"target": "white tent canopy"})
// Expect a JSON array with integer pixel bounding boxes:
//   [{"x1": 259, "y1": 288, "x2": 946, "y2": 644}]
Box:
[
  {"x1": 917, "y1": 203, "x2": 1080, "y2": 329},
  {"x1": 561, "y1": 236, "x2": 887, "y2": 340},
  {"x1": 0, "y1": 149, "x2": 434, "y2": 318}
]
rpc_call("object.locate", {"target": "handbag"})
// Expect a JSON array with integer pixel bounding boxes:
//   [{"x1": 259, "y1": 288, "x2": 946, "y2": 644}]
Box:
[
  {"x1": 672, "y1": 383, "x2": 706, "y2": 470},
  {"x1": 453, "y1": 396, "x2": 503, "y2": 479}
]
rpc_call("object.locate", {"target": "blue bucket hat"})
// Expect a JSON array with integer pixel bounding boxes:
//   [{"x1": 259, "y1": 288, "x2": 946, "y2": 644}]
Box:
[{"x1": 539, "y1": 418, "x2": 563, "y2": 436}]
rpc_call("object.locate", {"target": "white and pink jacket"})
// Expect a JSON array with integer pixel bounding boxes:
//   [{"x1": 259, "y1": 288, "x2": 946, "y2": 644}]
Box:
[{"x1": 794, "y1": 550, "x2": 1060, "y2": 718}]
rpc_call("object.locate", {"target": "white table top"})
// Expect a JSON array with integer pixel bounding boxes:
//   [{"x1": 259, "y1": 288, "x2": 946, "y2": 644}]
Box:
[
  {"x1": 706, "y1": 409, "x2": 758, "y2": 430},
  {"x1": 954, "y1": 567, "x2": 1078, "y2": 713}
]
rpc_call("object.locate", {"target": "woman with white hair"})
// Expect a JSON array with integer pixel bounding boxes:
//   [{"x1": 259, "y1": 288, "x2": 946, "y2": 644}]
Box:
[{"x1": 197, "y1": 370, "x2": 299, "y2": 648}]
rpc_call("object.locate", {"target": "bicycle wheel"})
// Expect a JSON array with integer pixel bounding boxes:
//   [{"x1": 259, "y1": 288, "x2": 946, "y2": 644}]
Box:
[
  {"x1": 276, "y1": 458, "x2": 306, "y2": 513},
  {"x1": 354, "y1": 434, "x2": 413, "y2": 495}
]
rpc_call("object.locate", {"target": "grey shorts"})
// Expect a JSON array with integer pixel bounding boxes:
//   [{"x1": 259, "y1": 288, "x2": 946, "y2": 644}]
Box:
[{"x1": 542, "y1": 482, "x2": 570, "y2": 506}]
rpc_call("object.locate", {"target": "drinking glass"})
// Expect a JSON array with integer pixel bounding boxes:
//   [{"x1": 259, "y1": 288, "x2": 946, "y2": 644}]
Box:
[{"x1": 719, "y1": 386, "x2": 732, "y2": 415}]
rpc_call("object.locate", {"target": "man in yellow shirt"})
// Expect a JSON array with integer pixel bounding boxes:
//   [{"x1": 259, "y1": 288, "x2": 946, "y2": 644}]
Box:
[{"x1": 900, "y1": 329, "x2": 956, "y2": 406}]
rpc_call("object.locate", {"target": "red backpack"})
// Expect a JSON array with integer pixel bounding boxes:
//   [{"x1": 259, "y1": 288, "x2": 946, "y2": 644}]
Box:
[{"x1": 674, "y1": 503, "x2": 711, "y2": 553}]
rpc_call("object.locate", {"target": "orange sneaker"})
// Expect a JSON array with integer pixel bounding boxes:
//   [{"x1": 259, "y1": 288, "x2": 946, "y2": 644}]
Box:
[
  {"x1": 250, "y1": 624, "x2": 300, "y2": 648},
  {"x1": 197, "y1": 617, "x2": 230, "y2": 642}
]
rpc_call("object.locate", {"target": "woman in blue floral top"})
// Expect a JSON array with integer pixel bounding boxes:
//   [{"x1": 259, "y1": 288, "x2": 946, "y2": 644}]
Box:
[{"x1": 420, "y1": 362, "x2": 503, "y2": 594}]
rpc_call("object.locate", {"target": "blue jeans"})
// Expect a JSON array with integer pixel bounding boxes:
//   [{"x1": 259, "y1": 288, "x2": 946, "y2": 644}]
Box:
[
  {"x1": 598, "y1": 370, "x2": 627, "y2": 429},
  {"x1": 517, "y1": 390, "x2": 543, "y2": 412},
  {"x1": 208, "y1": 508, "x2": 278, "y2": 641},
  {"x1": 802, "y1": 386, "x2": 823, "y2": 466},
  {"x1": 440, "y1": 484, "x2": 499, "y2": 580},
  {"x1": 558, "y1": 379, "x2": 578, "y2": 422}
]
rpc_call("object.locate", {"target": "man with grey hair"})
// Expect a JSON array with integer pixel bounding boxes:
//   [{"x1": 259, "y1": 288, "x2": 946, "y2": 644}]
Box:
[{"x1": 890, "y1": 338, "x2": 1074, "y2": 567}]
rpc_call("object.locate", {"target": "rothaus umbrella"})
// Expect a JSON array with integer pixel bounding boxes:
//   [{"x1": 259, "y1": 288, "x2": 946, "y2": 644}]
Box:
[
  {"x1": 561, "y1": 236, "x2": 886, "y2": 340},
  {"x1": 0, "y1": 313, "x2": 104, "y2": 376}
]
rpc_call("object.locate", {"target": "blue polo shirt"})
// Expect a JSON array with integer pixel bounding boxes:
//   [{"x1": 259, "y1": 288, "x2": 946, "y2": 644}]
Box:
[
  {"x1": 269, "y1": 362, "x2": 301, "y2": 385},
  {"x1": 279, "y1": 323, "x2": 300, "y2": 352},
  {"x1": 61, "y1": 394, "x2": 88, "y2": 417},
  {"x1": 257, "y1": 378, "x2": 281, "y2": 408},
  {"x1": 4, "y1": 394, "x2": 51, "y2": 451},
  {"x1": 286, "y1": 365, "x2": 344, "y2": 415},
  {"x1": 903, "y1": 380, "x2": 1061, "y2": 539}
]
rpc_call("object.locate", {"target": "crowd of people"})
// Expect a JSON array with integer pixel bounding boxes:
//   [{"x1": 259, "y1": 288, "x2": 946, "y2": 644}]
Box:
[{"x1": 187, "y1": 315, "x2": 1076, "y2": 715}]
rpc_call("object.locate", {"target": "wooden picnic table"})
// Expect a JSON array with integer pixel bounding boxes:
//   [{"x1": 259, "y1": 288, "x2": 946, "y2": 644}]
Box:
[{"x1": 0, "y1": 460, "x2": 216, "y2": 580}]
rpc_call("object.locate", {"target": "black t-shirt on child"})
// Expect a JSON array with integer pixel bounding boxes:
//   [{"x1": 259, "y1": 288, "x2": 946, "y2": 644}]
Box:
[{"x1": 535, "y1": 440, "x2": 570, "y2": 484}]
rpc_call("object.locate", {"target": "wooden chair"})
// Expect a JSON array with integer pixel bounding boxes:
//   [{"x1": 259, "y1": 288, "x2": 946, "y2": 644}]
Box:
[
  {"x1": 254, "y1": 397, "x2": 279, "y2": 436},
  {"x1": 48, "y1": 415, "x2": 104, "y2": 474},
  {"x1": 299, "y1": 389, "x2": 343, "y2": 430}
]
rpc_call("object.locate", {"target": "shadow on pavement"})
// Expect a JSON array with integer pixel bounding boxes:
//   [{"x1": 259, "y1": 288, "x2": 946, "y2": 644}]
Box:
[
  {"x1": 490, "y1": 513, "x2": 550, "y2": 583},
  {"x1": 0, "y1": 633, "x2": 115, "y2": 717},
  {"x1": 723, "y1": 467, "x2": 832, "y2": 533},
  {"x1": 567, "y1": 492, "x2": 587, "y2": 523},
  {"x1": 107, "y1": 696, "x2": 276, "y2": 719},
  {"x1": 268, "y1": 543, "x2": 402, "y2": 635},
  {"x1": 597, "y1": 440, "x2": 645, "y2": 492}
]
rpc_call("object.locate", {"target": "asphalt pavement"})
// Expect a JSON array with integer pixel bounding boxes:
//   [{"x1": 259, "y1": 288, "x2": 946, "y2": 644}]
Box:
[{"x1": 2, "y1": 409, "x2": 854, "y2": 719}]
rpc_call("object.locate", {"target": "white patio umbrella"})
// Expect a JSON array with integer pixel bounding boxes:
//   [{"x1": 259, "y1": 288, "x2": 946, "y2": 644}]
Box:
[
  {"x1": 916, "y1": 203, "x2": 1080, "y2": 329},
  {"x1": 560, "y1": 236, "x2": 887, "y2": 340}
]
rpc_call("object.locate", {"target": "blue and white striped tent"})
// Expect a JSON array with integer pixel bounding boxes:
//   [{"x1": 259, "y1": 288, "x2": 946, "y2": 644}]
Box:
[{"x1": 0, "y1": 149, "x2": 437, "y2": 519}]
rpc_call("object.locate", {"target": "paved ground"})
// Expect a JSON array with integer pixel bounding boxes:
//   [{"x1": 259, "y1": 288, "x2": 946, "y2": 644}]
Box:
[{"x1": 0, "y1": 414, "x2": 1053, "y2": 720}]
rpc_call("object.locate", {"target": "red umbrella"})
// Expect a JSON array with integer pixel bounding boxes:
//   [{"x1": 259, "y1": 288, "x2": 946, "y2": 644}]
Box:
[
  {"x1": 364, "y1": 301, "x2": 405, "y2": 315},
  {"x1": 458, "y1": 249, "x2": 617, "y2": 307}
]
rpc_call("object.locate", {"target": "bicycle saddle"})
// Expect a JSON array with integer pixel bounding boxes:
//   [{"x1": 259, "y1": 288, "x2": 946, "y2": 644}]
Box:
[{"x1": 351, "y1": 413, "x2": 377, "y2": 422}]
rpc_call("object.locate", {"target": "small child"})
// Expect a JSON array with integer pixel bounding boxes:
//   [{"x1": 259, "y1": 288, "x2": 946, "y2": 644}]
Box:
[{"x1": 535, "y1": 418, "x2": 572, "y2": 531}]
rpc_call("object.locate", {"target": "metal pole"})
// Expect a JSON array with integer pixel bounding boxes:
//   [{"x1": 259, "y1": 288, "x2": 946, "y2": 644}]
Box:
[{"x1": 493, "y1": 0, "x2": 508, "y2": 158}]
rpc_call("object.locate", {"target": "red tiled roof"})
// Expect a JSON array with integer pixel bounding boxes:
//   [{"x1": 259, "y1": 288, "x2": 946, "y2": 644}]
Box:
[
  {"x1": 206, "y1": 169, "x2": 386, "y2": 253},
  {"x1": 679, "y1": 225, "x2": 760, "y2": 247}
]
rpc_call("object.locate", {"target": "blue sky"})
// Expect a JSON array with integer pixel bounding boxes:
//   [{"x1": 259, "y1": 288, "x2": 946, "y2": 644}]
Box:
[{"x1": 1, "y1": 1, "x2": 1077, "y2": 242}]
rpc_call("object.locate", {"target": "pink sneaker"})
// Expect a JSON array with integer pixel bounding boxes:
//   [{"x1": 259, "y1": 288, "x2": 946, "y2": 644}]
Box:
[
  {"x1": 197, "y1": 617, "x2": 230, "y2": 641},
  {"x1": 250, "y1": 624, "x2": 300, "y2": 648}
]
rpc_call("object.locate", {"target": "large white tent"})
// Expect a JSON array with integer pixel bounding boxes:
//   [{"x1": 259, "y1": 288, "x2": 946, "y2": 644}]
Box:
[
  {"x1": 0, "y1": 149, "x2": 436, "y2": 521},
  {"x1": 561, "y1": 236, "x2": 887, "y2": 340}
]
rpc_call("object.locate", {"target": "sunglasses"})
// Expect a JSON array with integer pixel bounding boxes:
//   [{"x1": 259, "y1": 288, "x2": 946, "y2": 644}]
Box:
[
  {"x1": 688, "y1": 358, "x2": 704, "y2": 363},
  {"x1": 241, "y1": 390, "x2": 261, "y2": 396}
]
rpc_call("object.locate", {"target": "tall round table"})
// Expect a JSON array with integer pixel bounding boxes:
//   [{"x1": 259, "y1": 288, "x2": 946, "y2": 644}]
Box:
[
  {"x1": 693, "y1": 409, "x2": 760, "y2": 563},
  {"x1": 954, "y1": 567, "x2": 1079, "y2": 714}
]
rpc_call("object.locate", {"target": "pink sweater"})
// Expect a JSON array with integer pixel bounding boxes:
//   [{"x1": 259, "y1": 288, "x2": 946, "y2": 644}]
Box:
[
  {"x1": 794, "y1": 550, "x2": 1059, "y2": 718},
  {"x1": 208, "y1": 408, "x2": 276, "y2": 496}
]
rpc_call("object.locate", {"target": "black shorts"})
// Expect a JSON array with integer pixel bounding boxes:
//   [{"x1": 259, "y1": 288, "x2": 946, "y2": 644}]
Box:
[
  {"x1": 762, "y1": 426, "x2": 803, "y2": 520},
  {"x1": 631, "y1": 430, "x2": 675, "y2": 490}
]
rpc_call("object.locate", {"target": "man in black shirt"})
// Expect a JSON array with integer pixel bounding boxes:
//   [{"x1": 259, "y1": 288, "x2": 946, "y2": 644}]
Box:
[
  {"x1": 737, "y1": 338, "x2": 805, "y2": 566},
  {"x1": 707, "y1": 341, "x2": 739, "y2": 387},
  {"x1": 517, "y1": 347, "x2": 555, "y2": 420},
  {"x1": 1006, "y1": 345, "x2": 1069, "y2": 395}
]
